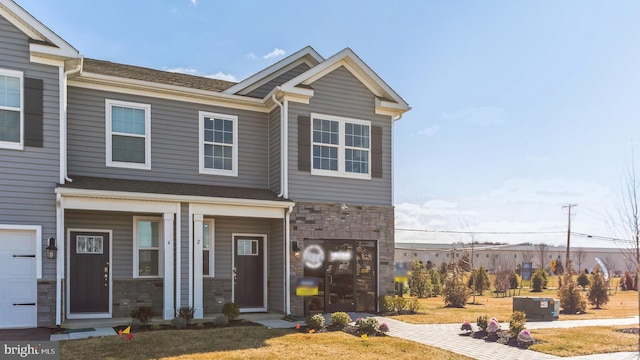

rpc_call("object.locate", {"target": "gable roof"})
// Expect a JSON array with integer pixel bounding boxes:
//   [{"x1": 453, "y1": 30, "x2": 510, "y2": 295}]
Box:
[
  {"x1": 223, "y1": 46, "x2": 324, "y2": 96},
  {"x1": 280, "y1": 48, "x2": 410, "y2": 116},
  {"x1": 0, "y1": 0, "x2": 79, "y2": 59},
  {"x1": 83, "y1": 58, "x2": 236, "y2": 92}
]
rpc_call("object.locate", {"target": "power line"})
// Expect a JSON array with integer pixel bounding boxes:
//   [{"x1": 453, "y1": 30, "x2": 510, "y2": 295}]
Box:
[{"x1": 395, "y1": 228, "x2": 564, "y2": 235}]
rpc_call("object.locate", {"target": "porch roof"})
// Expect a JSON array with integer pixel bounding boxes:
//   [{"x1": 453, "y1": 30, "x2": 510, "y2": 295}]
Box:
[{"x1": 58, "y1": 176, "x2": 292, "y2": 203}]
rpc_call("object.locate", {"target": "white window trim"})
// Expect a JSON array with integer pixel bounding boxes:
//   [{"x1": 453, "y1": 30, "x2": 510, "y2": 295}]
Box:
[
  {"x1": 105, "y1": 99, "x2": 151, "y2": 170},
  {"x1": 133, "y1": 216, "x2": 164, "y2": 278},
  {"x1": 0, "y1": 68, "x2": 24, "y2": 150},
  {"x1": 203, "y1": 219, "x2": 215, "y2": 277},
  {"x1": 198, "y1": 111, "x2": 238, "y2": 177},
  {"x1": 310, "y1": 113, "x2": 371, "y2": 180}
]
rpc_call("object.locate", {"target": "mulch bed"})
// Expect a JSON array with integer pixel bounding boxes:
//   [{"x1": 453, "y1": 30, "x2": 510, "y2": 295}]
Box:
[
  {"x1": 616, "y1": 328, "x2": 640, "y2": 335},
  {"x1": 112, "y1": 319, "x2": 260, "y2": 333},
  {"x1": 461, "y1": 330, "x2": 539, "y2": 348}
]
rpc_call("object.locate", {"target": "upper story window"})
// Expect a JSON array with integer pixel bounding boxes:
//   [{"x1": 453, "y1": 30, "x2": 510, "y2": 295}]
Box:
[
  {"x1": 106, "y1": 99, "x2": 151, "y2": 170},
  {"x1": 311, "y1": 113, "x2": 370, "y2": 179},
  {"x1": 199, "y1": 111, "x2": 238, "y2": 177},
  {"x1": 0, "y1": 69, "x2": 23, "y2": 150}
]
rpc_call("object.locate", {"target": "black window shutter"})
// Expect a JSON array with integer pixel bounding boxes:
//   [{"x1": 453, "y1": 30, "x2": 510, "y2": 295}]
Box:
[
  {"x1": 298, "y1": 115, "x2": 311, "y2": 171},
  {"x1": 371, "y1": 126, "x2": 383, "y2": 178},
  {"x1": 24, "y1": 77, "x2": 44, "y2": 147}
]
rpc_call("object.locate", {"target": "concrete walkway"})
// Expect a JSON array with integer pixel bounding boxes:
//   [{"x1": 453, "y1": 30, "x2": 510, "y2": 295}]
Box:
[{"x1": 374, "y1": 315, "x2": 640, "y2": 360}]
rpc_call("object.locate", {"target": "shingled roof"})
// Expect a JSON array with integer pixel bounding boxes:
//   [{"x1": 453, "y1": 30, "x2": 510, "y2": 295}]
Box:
[
  {"x1": 82, "y1": 58, "x2": 237, "y2": 92},
  {"x1": 59, "y1": 176, "x2": 291, "y2": 203}
]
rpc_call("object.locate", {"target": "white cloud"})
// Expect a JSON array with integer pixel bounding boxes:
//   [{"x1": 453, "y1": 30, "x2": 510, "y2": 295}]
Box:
[
  {"x1": 263, "y1": 48, "x2": 286, "y2": 60},
  {"x1": 206, "y1": 72, "x2": 237, "y2": 82},
  {"x1": 166, "y1": 67, "x2": 198, "y2": 75},
  {"x1": 247, "y1": 53, "x2": 257, "y2": 60},
  {"x1": 418, "y1": 125, "x2": 440, "y2": 136},
  {"x1": 190, "y1": 0, "x2": 197, "y2": 6},
  {"x1": 441, "y1": 106, "x2": 507, "y2": 126}
]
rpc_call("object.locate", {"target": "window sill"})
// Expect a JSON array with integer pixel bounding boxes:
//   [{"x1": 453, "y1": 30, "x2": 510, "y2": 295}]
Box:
[
  {"x1": 0, "y1": 141, "x2": 24, "y2": 151},
  {"x1": 199, "y1": 168, "x2": 238, "y2": 177},
  {"x1": 107, "y1": 161, "x2": 151, "y2": 170},
  {"x1": 310, "y1": 169, "x2": 371, "y2": 180}
]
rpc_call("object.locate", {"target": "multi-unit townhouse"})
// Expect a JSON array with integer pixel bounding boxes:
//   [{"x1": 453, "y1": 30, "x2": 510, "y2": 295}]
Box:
[{"x1": 0, "y1": 0, "x2": 409, "y2": 329}]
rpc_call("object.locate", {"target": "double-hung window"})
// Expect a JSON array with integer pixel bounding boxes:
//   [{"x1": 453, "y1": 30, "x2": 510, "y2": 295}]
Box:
[
  {"x1": 202, "y1": 220, "x2": 214, "y2": 277},
  {"x1": 199, "y1": 112, "x2": 238, "y2": 176},
  {"x1": 0, "y1": 69, "x2": 23, "y2": 150},
  {"x1": 106, "y1": 99, "x2": 151, "y2": 169},
  {"x1": 134, "y1": 217, "x2": 163, "y2": 278},
  {"x1": 311, "y1": 113, "x2": 370, "y2": 179}
]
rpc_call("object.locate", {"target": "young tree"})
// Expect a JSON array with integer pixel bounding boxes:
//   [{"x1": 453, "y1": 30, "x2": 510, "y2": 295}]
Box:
[
  {"x1": 588, "y1": 266, "x2": 610, "y2": 309},
  {"x1": 458, "y1": 252, "x2": 472, "y2": 272},
  {"x1": 574, "y1": 248, "x2": 587, "y2": 274},
  {"x1": 443, "y1": 252, "x2": 470, "y2": 308},
  {"x1": 467, "y1": 266, "x2": 490, "y2": 295},
  {"x1": 535, "y1": 243, "x2": 549, "y2": 270},
  {"x1": 531, "y1": 268, "x2": 548, "y2": 292},
  {"x1": 409, "y1": 261, "x2": 433, "y2": 298},
  {"x1": 428, "y1": 268, "x2": 442, "y2": 296},
  {"x1": 577, "y1": 272, "x2": 590, "y2": 290},
  {"x1": 558, "y1": 272, "x2": 586, "y2": 314}
]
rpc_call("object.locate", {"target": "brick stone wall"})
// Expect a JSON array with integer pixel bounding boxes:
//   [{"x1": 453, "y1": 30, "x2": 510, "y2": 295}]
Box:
[
  {"x1": 37, "y1": 281, "x2": 56, "y2": 326},
  {"x1": 112, "y1": 279, "x2": 164, "y2": 318},
  {"x1": 203, "y1": 278, "x2": 232, "y2": 314},
  {"x1": 289, "y1": 202, "x2": 395, "y2": 316}
]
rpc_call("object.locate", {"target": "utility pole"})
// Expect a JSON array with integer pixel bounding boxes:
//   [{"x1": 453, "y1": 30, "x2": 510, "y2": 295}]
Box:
[{"x1": 562, "y1": 204, "x2": 577, "y2": 274}]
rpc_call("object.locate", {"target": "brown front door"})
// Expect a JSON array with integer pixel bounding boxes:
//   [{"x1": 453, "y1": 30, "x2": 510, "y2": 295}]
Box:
[
  {"x1": 69, "y1": 231, "x2": 110, "y2": 313},
  {"x1": 233, "y1": 236, "x2": 264, "y2": 309}
]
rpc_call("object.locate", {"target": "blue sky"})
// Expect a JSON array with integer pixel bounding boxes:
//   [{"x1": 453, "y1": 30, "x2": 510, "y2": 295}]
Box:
[{"x1": 16, "y1": 0, "x2": 640, "y2": 248}]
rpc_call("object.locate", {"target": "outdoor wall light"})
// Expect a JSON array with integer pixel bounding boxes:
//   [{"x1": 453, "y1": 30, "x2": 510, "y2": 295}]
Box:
[
  {"x1": 46, "y1": 237, "x2": 57, "y2": 259},
  {"x1": 292, "y1": 241, "x2": 301, "y2": 259}
]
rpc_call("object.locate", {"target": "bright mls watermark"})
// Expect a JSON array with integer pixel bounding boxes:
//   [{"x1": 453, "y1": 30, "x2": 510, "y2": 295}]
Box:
[{"x1": 2, "y1": 342, "x2": 59, "y2": 359}]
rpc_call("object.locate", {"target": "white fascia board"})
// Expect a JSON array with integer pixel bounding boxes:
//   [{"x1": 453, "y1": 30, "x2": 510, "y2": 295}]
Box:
[
  {"x1": 223, "y1": 46, "x2": 324, "y2": 95},
  {"x1": 281, "y1": 48, "x2": 410, "y2": 111},
  {"x1": 236, "y1": 58, "x2": 317, "y2": 96},
  {"x1": 29, "y1": 44, "x2": 79, "y2": 60},
  {"x1": 375, "y1": 97, "x2": 412, "y2": 117},
  {"x1": 28, "y1": 54, "x2": 65, "y2": 68},
  {"x1": 0, "y1": 0, "x2": 78, "y2": 57},
  {"x1": 55, "y1": 187, "x2": 294, "y2": 209},
  {"x1": 264, "y1": 86, "x2": 313, "y2": 106},
  {"x1": 191, "y1": 203, "x2": 284, "y2": 219},
  {"x1": 69, "y1": 74, "x2": 270, "y2": 113}
]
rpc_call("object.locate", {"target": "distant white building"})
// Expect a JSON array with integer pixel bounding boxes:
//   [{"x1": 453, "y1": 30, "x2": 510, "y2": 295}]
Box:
[{"x1": 395, "y1": 242, "x2": 632, "y2": 276}]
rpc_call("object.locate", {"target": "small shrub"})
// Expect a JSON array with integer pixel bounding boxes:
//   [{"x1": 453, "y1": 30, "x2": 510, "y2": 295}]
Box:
[
  {"x1": 476, "y1": 315, "x2": 488, "y2": 332},
  {"x1": 487, "y1": 318, "x2": 500, "y2": 333},
  {"x1": 460, "y1": 321, "x2": 472, "y2": 333},
  {"x1": 379, "y1": 295, "x2": 394, "y2": 313},
  {"x1": 171, "y1": 317, "x2": 187, "y2": 329},
  {"x1": 329, "y1": 312, "x2": 351, "y2": 328},
  {"x1": 588, "y1": 266, "x2": 610, "y2": 309},
  {"x1": 196, "y1": 322, "x2": 205, "y2": 328},
  {"x1": 531, "y1": 268, "x2": 547, "y2": 292},
  {"x1": 151, "y1": 324, "x2": 162, "y2": 330},
  {"x1": 443, "y1": 257, "x2": 470, "y2": 307},
  {"x1": 429, "y1": 269, "x2": 443, "y2": 296},
  {"x1": 379, "y1": 323, "x2": 390, "y2": 333},
  {"x1": 130, "y1": 306, "x2": 155, "y2": 325},
  {"x1": 509, "y1": 311, "x2": 527, "y2": 337},
  {"x1": 409, "y1": 261, "x2": 433, "y2": 298},
  {"x1": 405, "y1": 297, "x2": 420, "y2": 313},
  {"x1": 395, "y1": 296, "x2": 408, "y2": 312},
  {"x1": 517, "y1": 329, "x2": 534, "y2": 347},
  {"x1": 306, "y1": 313, "x2": 325, "y2": 331},
  {"x1": 355, "y1": 317, "x2": 380, "y2": 335},
  {"x1": 509, "y1": 273, "x2": 520, "y2": 289},
  {"x1": 222, "y1": 302, "x2": 240, "y2": 320},
  {"x1": 177, "y1": 306, "x2": 195, "y2": 324},
  {"x1": 467, "y1": 266, "x2": 491, "y2": 295}
]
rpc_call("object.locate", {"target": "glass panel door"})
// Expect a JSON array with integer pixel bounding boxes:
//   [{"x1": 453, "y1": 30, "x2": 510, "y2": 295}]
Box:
[
  {"x1": 325, "y1": 241, "x2": 356, "y2": 312},
  {"x1": 356, "y1": 241, "x2": 377, "y2": 312}
]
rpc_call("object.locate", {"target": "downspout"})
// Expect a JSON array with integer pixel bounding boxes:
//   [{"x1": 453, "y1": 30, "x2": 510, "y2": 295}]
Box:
[
  {"x1": 271, "y1": 94, "x2": 284, "y2": 197},
  {"x1": 283, "y1": 99, "x2": 289, "y2": 198},
  {"x1": 62, "y1": 57, "x2": 83, "y2": 183},
  {"x1": 284, "y1": 205, "x2": 294, "y2": 314}
]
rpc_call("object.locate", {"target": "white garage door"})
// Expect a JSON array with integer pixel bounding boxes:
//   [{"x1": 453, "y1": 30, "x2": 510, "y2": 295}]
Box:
[{"x1": 0, "y1": 230, "x2": 37, "y2": 329}]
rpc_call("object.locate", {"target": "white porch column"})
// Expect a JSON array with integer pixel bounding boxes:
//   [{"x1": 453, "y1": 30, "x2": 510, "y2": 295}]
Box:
[
  {"x1": 163, "y1": 213, "x2": 175, "y2": 320},
  {"x1": 193, "y1": 214, "x2": 204, "y2": 319}
]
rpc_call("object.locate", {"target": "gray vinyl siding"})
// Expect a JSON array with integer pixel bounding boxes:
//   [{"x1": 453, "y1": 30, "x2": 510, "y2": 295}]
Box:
[
  {"x1": 180, "y1": 202, "x2": 189, "y2": 306},
  {"x1": 64, "y1": 211, "x2": 135, "y2": 280},
  {"x1": 268, "y1": 219, "x2": 284, "y2": 313},
  {"x1": 246, "y1": 63, "x2": 311, "y2": 98},
  {"x1": 0, "y1": 15, "x2": 60, "y2": 280},
  {"x1": 287, "y1": 66, "x2": 393, "y2": 205},
  {"x1": 67, "y1": 87, "x2": 269, "y2": 188},
  {"x1": 268, "y1": 106, "x2": 281, "y2": 194},
  {"x1": 213, "y1": 217, "x2": 270, "y2": 279}
]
